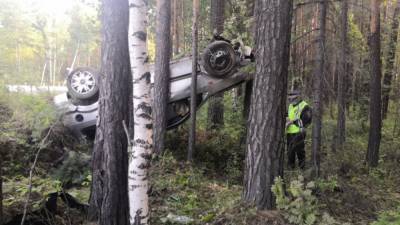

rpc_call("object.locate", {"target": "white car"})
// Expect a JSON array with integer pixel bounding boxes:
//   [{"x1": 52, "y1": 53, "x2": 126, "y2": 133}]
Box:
[{"x1": 55, "y1": 39, "x2": 254, "y2": 137}]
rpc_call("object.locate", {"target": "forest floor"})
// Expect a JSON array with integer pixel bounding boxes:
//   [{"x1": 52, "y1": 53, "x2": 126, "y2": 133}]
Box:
[{"x1": 0, "y1": 91, "x2": 400, "y2": 225}]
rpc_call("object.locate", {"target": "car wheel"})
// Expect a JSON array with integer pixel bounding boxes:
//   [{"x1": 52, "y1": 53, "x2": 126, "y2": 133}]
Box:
[
  {"x1": 202, "y1": 41, "x2": 236, "y2": 78},
  {"x1": 67, "y1": 67, "x2": 100, "y2": 101}
]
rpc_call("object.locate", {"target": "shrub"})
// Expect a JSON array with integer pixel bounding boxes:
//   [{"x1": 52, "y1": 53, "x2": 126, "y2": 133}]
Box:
[{"x1": 272, "y1": 176, "x2": 348, "y2": 225}]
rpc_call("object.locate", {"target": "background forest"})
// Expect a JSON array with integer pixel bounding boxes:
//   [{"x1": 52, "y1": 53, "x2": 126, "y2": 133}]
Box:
[{"x1": 0, "y1": 0, "x2": 399, "y2": 225}]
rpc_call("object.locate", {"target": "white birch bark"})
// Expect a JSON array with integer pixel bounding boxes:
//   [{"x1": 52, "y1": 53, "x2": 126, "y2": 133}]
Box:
[{"x1": 128, "y1": 0, "x2": 152, "y2": 224}]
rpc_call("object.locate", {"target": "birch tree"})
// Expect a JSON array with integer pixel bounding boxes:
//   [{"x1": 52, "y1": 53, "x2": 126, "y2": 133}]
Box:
[{"x1": 128, "y1": 0, "x2": 152, "y2": 224}]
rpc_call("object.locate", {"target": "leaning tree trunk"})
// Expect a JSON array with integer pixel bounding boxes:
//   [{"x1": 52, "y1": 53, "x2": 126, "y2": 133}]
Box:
[
  {"x1": 243, "y1": 0, "x2": 293, "y2": 210},
  {"x1": 311, "y1": 0, "x2": 327, "y2": 177},
  {"x1": 153, "y1": 0, "x2": 171, "y2": 155},
  {"x1": 88, "y1": 0, "x2": 131, "y2": 223},
  {"x1": 188, "y1": 0, "x2": 200, "y2": 161},
  {"x1": 207, "y1": 0, "x2": 225, "y2": 129},
  {"x1": 382, "y1": 0, "x2": 400, "y2": 119},
  {"x1": 367, "y1": 0, "x2": 382, "y2": 167},
  {"x1": 336, "y1": 0, "x2": 348, "y2": 151},
  {"x1": 128, "y1": 1, "x2": 153, "y2": 224}
]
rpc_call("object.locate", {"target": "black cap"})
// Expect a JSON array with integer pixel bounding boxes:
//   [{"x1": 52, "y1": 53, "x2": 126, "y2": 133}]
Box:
[{"x1": 288, "y1": 90, "x2": 301, "y2": 96}]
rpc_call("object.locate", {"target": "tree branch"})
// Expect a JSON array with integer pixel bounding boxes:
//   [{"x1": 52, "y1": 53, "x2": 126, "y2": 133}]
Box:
[{"x1": 20, "y1": 126, "x2": 54, "y2": 225}]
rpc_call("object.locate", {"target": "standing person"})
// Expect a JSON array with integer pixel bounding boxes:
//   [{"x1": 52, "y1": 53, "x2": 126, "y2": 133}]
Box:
[{"x1": 286, "y1": 90, "x2": 312, "y2": 169}]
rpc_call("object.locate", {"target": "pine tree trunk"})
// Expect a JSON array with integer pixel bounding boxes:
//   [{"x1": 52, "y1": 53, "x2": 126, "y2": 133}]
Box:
[
  {"x1": 88, "y1": 0, "x2": 131, "y2": 223},
  {"x1": 311, "y1": 0, "x2": 327, "y2": 177},
  {"x1": 243, "y1": 0, "x2": 293, "y2": 210},
  {"x1": 336, "y1": 0, "x2": 348, "y2": 150},
  {"x1": 367, "y1": 0, "x2": 382, "y2": 168},
  {"x1": 173, "y1": 0, "x2": 180, "y2": 56},
  {"x1": 188, "y1": 0, "x2": 199, "y2": 161},
  {"x1": 128, "y1": 1, "x2": 152, "y2": 224},
  {"x1": 153, "y1": 0, "x2": 171, "y2": 155},
  {"x1": 207, "y1": 0, "x2": 225, "y2": 129},
  {"x1": 382, "y1": 0, "x2": 400, "y2": 119},
  {"x1": 243, "y1": 80, "x2": 253, "y2": 120}
]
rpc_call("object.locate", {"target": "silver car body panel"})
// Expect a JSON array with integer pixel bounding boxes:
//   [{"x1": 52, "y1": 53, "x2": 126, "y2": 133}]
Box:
[{"x1": 55, "y1": 56, "x2": 253, "y2": 136}]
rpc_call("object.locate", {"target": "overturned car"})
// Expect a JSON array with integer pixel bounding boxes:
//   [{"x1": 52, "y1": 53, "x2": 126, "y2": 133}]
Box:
[{"x1": 54, "y1": 38, "x2": 254, "y2": 137}]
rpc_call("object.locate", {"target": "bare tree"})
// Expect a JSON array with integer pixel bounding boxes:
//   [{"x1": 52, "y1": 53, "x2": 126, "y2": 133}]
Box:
[
  {"x1": 243, "y1": 0, "x2": 293, "y2": 210},
  {"x1": 88, "y1": 0, "x2": 131, "y2": 223},
  {"x1": 311, "y1": 0, "x2": 327, "y2": 177},
  {"x1": 336, "y1": 0, "x2": 348, "y2": 151},
  {"x1": 172, "y1": 0, "x2": 180, "y2": 56},
  {"x1": 382, "y1": 0, "x2": 400, "y2": 119},
  {"x1": 366, "y1": 0, "x2": 382, "y2": 167},
  {"x1": 153, "y1": 0, "x2": 171, "y2": 154},
  {"x1": 207, "y1": 0, "x2": 225, "y2": 129},
  {"x1": 188, "y1": 0, "x2": 200, "y2": 161}
]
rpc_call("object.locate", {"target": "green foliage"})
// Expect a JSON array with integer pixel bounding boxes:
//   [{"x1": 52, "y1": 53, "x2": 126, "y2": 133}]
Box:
[
  {"x1": 0, "y1": 91, "x2": 56, "y2": 139},
  {"x1": 3, "y1": 176, "x2": 62, "y2": 210},
  {"x1": 371, "y1": 207, "x2": 400, "y2": 225},
  {"x1": 272, "y1": 176, "x2": 346, "y2": 225},
  {"x1": 150, "y1": 152, "x2": 242, "y2": 224},
  {"x1": 316, "y1": 175, "x2": 339, "y2": 192},
  {"x1": 51, "y1": 151, "x2": 91, "y2": 187},
  {"x1": 165, "y1": 92, "x2": 246, "y2": 183}
]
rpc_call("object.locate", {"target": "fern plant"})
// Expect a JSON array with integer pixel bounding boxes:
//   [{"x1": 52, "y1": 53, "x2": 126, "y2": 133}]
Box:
[{"x1": 272, "y1": 176, "x2": 347, "y2": 225}]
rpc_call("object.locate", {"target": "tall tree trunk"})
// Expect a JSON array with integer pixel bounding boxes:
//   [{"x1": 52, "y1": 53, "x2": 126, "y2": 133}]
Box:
[
  {"x1": 153, "y1": 0, "x2": 171, "y2": 155},
  {"x1": 88, "y1": 0, "x2": 131, "y2": 224},
  {"x1": 292, "y1": 8, "x2": 297, "y2": 78},
  {"x1": 311, "y1": 0, "x2": 327, "y2": 177},
  {"x1": 382, "y1": 0, "x2": 400, "y2": 119},
  {"x1": 188, "y1": 0, "x2": 199, "y2": 161},
  {"x1": 336, "y1": 0, "x2": 348, "y2": 150},
  {"x1": 173, "y1": 0, "x2": 180, "y2": 56},
  {"x1": 367, "y1": 0, "x2": 382, "y2": 167},
  {"x1": 128, "y1": 0, "x2": 152, "y2": 224},
  {"x1": 207, "y1": 0, "x2": 225, "y2": 129},
  {"x1": 243, "y1": 0, "x2": 293, "y2": 210},
  {"x1": 243, "y1": 0, "x2": 255, "y2": 121}
]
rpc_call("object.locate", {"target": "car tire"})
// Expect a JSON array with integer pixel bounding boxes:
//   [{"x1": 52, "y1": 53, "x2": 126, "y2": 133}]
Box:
[
  {"x1": 67, "y1": 67, "x2": 100, "y2": 101},
  {"x1": 201, "y1": 41, "x2": 236, "y2": 78}
]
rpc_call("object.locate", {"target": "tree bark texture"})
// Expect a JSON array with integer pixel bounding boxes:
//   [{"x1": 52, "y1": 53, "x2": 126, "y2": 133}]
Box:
[
  {"x1": 382, "y1": 0, "x2": 400, "y2": 119},
  {"x1": 188, "y1": 0, "x2": 199, "y2": 161},
  {"x1": 207, "y1": 0, "x2": 225, "y2": 129},
  {"x1": 243, "y1": 0, "x2": 293, "y2": 210},
  {"x1": 172, "y1": 0, "x2": 180, "y2": 56},
  {"x1": 336, "y1": 0, "x2": 348, "y2": 150},
  {"x1": 367, "y1": 0, "x2": 382, "y2": 168},
  {"x1": 88, "y1": 0, "x2": 131, "y2": 224},
  {"x1": 153, "y1": 0, "x2": 171, "y2": 155},
  {"x1": 311, "y1": 0, "x2": 327, "y2": 177},
  {"x1": 128, "y1": 1, "x2": 152, "y2": 224},
  {"x1": 243, "y1": 80, "x2": 253, "y2": 120}
]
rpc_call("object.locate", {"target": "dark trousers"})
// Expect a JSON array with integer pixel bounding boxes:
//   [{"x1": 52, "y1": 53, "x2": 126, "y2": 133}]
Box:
[{"x1": 287, "y1": 133, "x2": 306, "y2": 169}]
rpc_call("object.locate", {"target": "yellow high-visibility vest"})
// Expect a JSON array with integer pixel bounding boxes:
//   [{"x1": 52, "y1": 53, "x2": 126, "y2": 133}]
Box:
[{"x1": 287, "y1": 100, "x2": 308, "y2": 134}]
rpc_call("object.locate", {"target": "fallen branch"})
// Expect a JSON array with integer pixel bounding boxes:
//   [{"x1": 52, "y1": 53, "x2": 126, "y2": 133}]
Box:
[{"x1": 20, "y1": 126, "x2": 54, "y2": 225}]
